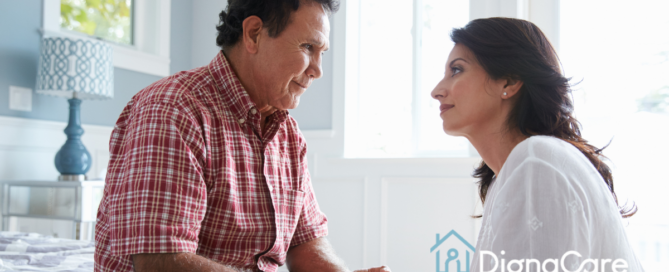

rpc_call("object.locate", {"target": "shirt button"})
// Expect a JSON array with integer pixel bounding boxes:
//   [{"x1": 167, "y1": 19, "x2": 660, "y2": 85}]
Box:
[
  {"x1": 238, "y1": 118, "x2": 245, "y2": 124},
  {"x1": 250, "y1": 108, "x2": 257, "y2": 114}
]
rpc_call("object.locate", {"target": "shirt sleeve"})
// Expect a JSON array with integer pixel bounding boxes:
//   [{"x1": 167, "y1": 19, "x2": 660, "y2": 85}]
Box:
[
  {"x1": 107, "y1": 102, "x2": 208, "y2": 256},
  {"x1": 482, "y1": 158, "x2": 592, "y2": 271},
  {"x1": 289, "y1": 140, "x2": 328, "y2": 247}
]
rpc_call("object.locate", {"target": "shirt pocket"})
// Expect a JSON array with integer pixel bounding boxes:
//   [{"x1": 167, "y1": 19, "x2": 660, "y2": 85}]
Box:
[{"x1": 273, "y1": 189, "x2": 305, "y2": 251}]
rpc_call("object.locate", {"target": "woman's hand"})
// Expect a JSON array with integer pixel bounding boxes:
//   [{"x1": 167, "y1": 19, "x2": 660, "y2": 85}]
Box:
[{"x1": 353, "y1": 266, "x2": 391, "y2": 272}]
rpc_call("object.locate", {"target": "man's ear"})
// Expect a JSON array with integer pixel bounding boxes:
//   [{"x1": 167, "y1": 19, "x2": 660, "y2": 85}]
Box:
[
  {"x1": 241, "y1": 16, "x2": 263, "y2": 54},
  {"x1": 502, "y1": 77, "x2": 523, "y2": 98}
]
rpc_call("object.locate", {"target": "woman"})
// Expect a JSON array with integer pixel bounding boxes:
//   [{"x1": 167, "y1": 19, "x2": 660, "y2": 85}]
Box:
[{"x1": 431, "y1": 18, "x2": 643, "y2": 271}]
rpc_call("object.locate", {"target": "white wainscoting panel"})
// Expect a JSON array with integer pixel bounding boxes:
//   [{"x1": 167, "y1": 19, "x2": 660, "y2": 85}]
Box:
[
  {"x1": 312, "y1": 178, "x2": 367, "y2": 270},
  {"x1": 0, "y1": 116, "x2": 113, "y2": 181},
  {"x1": 302, "y1": 153, "x2": 483, "y2": 269},
  {"x1": 380, "y1": 177, "x2": 480, "y2": 272},
  {"x1": 0, "y1": 116, "x2": 113, "y2": 239}
]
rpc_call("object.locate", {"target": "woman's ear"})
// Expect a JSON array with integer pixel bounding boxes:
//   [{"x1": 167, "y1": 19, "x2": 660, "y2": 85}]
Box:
[
  {"x1": 241, "y1": 16, "x2": 263, "y2": 54},
  {"x1": 502, "y1": 77, "x2": 523, "y2": 99}
]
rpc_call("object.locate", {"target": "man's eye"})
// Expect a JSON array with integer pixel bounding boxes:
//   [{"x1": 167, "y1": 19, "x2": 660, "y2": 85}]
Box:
[{"x1": 303, "y1": 44, "x2": 313, "y2": 50}]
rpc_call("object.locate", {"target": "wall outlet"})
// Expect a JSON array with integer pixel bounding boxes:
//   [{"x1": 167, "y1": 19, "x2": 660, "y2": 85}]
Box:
[{"x1": 9, "y1": 86, "x2": 32, "y2": 112}]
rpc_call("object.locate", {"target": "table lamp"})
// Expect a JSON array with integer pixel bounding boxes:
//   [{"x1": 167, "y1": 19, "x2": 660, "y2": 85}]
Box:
[{"x1": 35, "y1": 37, "x2": 114, "y2": 181}]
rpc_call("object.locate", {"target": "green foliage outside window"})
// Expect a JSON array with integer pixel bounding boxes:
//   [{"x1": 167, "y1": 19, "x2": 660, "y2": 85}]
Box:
[
  {"x1": 637, "y1": 50, "x2": 669, "y2": 114},
  {"x1": 60, "y1": 0, "x2": 133, "y2": 45},
  {"x1": 638, "y1": 86, "x2": 669, "y2": 113}
]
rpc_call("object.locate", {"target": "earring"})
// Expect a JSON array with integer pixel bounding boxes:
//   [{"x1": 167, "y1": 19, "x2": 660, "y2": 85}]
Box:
[{"x1": 503, "y1": 92, "x2": 507, "y2": 96}]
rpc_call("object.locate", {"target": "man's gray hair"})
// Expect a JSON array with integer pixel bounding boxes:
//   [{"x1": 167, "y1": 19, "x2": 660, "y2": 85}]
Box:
[{"x1": 216, "y1": 0, "x2": 339, "y2": 50}]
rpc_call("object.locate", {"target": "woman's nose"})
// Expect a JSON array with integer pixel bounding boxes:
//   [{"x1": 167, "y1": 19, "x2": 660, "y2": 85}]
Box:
[
  {"x1": 431, "y1": 86, "x2": 445, "y2": 99},
  {"x1": 431, "y1": 78, "x2": 449, "y2": 99}
]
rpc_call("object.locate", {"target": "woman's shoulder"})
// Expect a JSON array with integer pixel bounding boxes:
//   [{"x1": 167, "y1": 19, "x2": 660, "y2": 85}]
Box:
[
  {"x1": 503, "y1": 135, "x2": 594, "y2": 177},
  {"x1": 511, "y1": 135, "x2": 583, "y2": 161}
]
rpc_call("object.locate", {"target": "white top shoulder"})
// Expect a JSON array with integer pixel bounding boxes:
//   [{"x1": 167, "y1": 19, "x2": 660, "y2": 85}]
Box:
[{"x1": 470, "y1": 136, "x2": 644, "y2": 272}]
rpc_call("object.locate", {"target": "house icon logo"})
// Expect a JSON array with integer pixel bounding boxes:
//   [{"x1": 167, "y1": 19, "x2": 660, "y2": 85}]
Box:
[{"x1": 430, "y1": 230, "x2": 476, "y2": 272}]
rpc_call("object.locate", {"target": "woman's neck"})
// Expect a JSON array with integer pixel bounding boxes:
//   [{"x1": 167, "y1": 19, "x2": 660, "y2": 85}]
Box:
[{"x1": 467, "y1": 126, "x2": 528, "y2": 176}]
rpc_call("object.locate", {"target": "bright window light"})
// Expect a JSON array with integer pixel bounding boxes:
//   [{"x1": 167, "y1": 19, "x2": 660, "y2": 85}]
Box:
[
  {"x1": 60, "y1": 0, "x2": 133, "y2": 45},
  {"x1": 346, "y1": 0, "x2": 470, "y2": 158},
  {"x1": 561, "y1": 1, "x2": 669, "y2": 271},
  {"x1": 417, "y1": 0, "x2": 470, "y2": 157}
]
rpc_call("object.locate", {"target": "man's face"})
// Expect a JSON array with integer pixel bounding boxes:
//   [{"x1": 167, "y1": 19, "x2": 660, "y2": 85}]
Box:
[{"x1": 253, "y1": 1, "x2": 330, "y2": 111}]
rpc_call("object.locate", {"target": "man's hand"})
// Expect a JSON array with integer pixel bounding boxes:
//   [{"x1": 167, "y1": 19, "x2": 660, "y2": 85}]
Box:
[{"x1": 353, "y1": 266, "x2": 392, "y2": 272}]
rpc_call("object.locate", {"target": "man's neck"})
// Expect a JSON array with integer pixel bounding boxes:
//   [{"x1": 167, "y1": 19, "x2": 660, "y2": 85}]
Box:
[{"x1": 223, "y1": 48, "x2": 278, "y2": 133}]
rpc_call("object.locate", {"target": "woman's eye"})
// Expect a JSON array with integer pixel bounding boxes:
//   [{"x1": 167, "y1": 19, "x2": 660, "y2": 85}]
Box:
[{"x1": 451, "y1": 66, "x2": 462, "y2": 77}]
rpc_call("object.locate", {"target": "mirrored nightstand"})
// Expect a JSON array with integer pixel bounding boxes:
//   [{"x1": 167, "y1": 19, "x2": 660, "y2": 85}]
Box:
[{"x1": 0, "y1": 180, "x2": 104, "y2": 240}]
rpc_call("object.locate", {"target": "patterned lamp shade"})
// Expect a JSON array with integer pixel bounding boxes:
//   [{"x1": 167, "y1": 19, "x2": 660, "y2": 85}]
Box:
[{"x1": 36, "y1": 37, "x2": 114, "y2": 100}]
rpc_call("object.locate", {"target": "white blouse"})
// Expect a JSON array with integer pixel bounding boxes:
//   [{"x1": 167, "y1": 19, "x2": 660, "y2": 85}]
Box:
[{"x1": 470, "y1": 136, "x2": 644, "y2": 272}]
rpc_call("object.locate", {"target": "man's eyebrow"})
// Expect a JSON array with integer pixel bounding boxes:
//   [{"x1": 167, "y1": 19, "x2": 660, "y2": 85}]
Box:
[
  {"x1": 308, "y1": 38, "x2": 328, "y2": 51},
  {"x1": 449, "y1": 58, "x2": 468, "y2": 66}
]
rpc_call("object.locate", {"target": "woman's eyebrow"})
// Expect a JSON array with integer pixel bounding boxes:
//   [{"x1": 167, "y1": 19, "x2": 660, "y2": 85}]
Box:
[{"x1": 449, "y1": 58, "x2": 468, "y2": 66}]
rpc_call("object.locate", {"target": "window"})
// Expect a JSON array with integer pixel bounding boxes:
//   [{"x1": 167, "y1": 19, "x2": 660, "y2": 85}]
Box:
[
  {"x1": 60, "y1": 0, "x2": 134, "y2": 46},
  {"x1": 560, "y1": 1, "x2": 669, "y2": 271},
  {"x1": 344, "y1": 0, "x2": 471, "y2": 158},
  {"x1": 42, "y1": 0, "x2": 171, "y2": 77}
]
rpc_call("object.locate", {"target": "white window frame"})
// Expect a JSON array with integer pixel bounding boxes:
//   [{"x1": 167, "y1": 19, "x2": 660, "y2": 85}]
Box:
[
  {"x1": 333, "y1": 0, "x2": 559, "y2": 158},
  {"x1": 42, "y1": 0, "x2": 171, "y2": 77}
]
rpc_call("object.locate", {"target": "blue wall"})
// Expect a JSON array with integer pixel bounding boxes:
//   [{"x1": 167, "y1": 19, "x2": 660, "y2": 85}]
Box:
[
  {"x1": 0, "y1": 0, "x2": 194, "y2": 127},
  {"x1": 0, "y1": 0, "x2": 331, "y2": 130}
]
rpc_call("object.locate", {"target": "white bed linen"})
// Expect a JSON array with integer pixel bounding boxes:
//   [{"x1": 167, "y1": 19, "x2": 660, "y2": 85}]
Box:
[
  {"x1": 0, "y1": 231, "x2": 93, "y2": 271},
  {"x1": 470, "y1": 136, "x2": 643, "y2": 272}
]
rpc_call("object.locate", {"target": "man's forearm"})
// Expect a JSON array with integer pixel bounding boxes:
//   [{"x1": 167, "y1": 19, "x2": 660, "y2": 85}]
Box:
[
  {"x1": 132, "y1": 252, "x2": 256, "y2": 272},
  {"x1": 286, "y1": 238, "x2": 349, "y2": 272}
]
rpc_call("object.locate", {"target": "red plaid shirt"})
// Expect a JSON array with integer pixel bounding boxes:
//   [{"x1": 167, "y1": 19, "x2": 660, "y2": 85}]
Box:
[{"x1": 94, "y1": 52, "x2": 328, "y2": 272}]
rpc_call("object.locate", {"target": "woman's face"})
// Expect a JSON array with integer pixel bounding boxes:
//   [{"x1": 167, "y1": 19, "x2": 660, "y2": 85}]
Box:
[{"x1": 430, "y1": 43, "x2": 507, "y2": 137}]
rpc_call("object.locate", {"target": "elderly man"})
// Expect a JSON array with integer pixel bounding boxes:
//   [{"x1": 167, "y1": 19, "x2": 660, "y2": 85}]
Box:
[{"x1": 94, "y1": 0, "x2": 389, "y2": 271}]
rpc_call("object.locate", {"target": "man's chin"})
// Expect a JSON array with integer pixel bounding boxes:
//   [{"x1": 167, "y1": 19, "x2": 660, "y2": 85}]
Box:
[
  {"x1": 273, "y1": 101, "x2": 299, "y2": 111},
  {"x1": 285, "y1": 97, "x2": 300, "y2": 110}
]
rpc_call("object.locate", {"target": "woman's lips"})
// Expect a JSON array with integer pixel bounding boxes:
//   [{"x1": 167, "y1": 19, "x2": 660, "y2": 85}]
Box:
[{"x1": 440, "y1": 104, "x2": 454, "y2": 113}]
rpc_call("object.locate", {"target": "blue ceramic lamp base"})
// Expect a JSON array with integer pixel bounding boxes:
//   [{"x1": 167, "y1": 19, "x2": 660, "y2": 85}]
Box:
[{"x1": 55, "y1": 98, "x2": 92, "y2": 181}]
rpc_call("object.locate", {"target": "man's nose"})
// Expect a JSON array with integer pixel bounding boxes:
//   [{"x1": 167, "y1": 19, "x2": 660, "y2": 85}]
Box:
[{"x1": 308, "y1": 55, "x2": 323, "y2": 79}]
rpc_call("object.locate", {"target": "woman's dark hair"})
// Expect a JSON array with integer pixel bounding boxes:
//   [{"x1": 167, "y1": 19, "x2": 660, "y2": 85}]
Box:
[
  {"x1": 451, "y1": 17, "x2": 636, "y2": 218},
  {"x1": 216, "y1": 0, "x2": 339, "y2": 50}
]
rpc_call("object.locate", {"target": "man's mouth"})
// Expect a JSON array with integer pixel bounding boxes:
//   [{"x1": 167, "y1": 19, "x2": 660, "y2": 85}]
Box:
[
  {"x1": 293, "y1": 81, "x2": 309, "y2": 89},
  {"x1": 440, "y1": 104, "x2": 454, "y2": 113}
]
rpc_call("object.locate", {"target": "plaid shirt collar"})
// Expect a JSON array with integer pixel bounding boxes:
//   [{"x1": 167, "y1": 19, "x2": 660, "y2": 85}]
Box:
[{"x1": 208, "y1": 51, "x2": 288, "y2": 126}]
